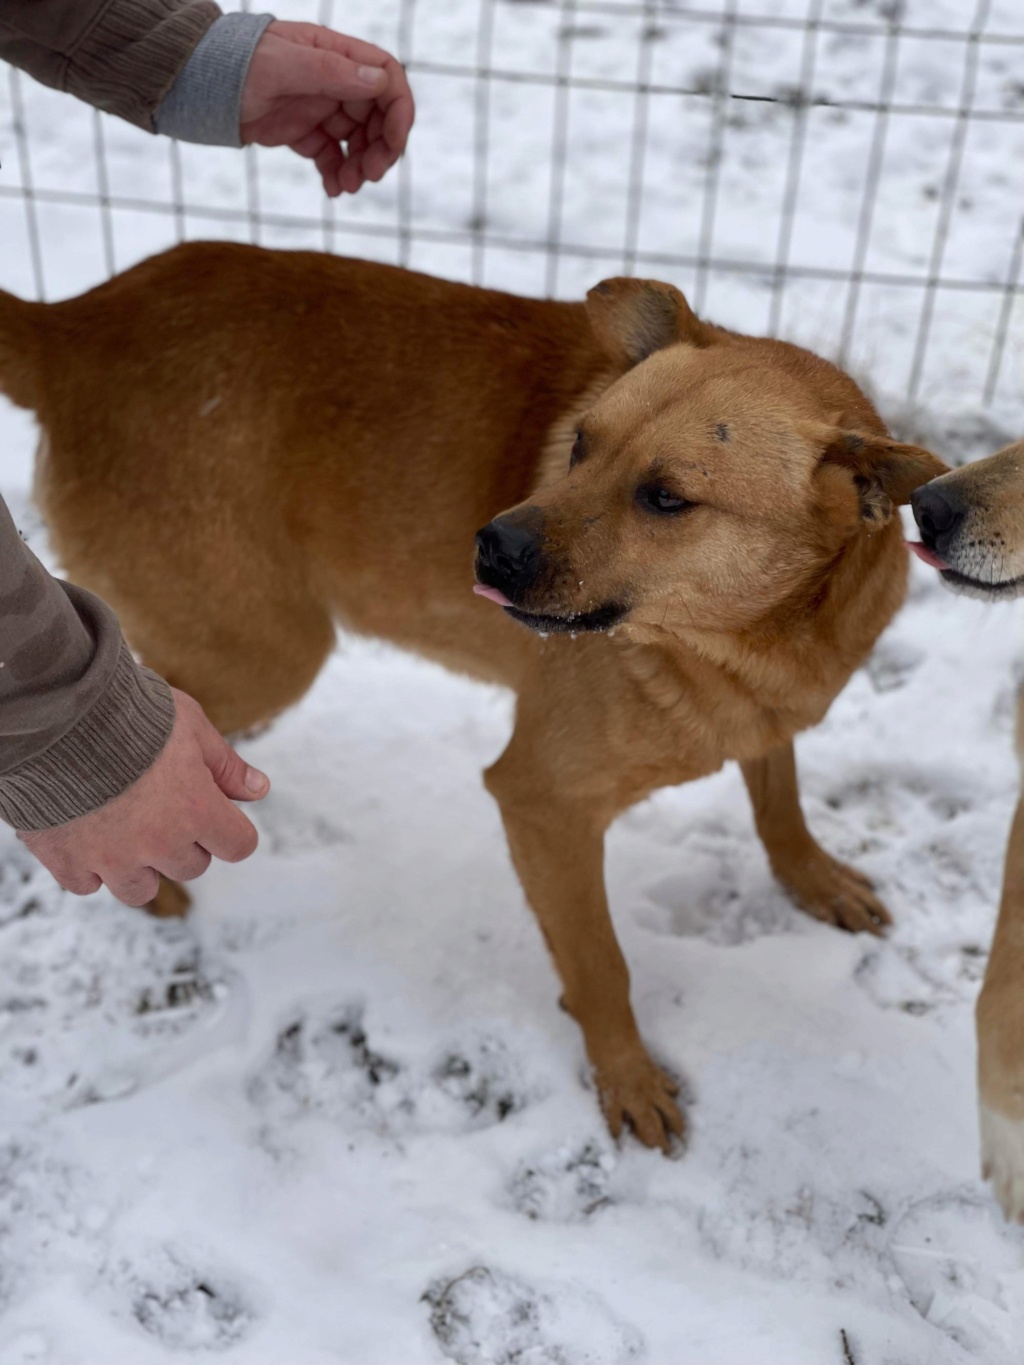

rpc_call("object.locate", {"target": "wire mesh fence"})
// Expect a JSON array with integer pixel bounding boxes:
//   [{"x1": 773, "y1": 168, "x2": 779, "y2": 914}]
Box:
[{"x1": 0, "y1": 0, "x2": 1022, "y2": 426}]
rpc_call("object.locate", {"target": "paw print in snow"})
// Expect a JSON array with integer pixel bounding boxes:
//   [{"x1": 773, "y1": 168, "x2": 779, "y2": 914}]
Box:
[
  {"x1": 508, "y1": 1139, "x2": 616, "y2": 1221},
  {"x1": 424, "y1": 1265, "x2": 644, "y2": 1365}
]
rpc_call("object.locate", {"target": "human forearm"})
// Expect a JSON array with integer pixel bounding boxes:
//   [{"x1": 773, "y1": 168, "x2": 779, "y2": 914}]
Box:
[
  {"x1": 0, "y1": 498, "x2": 173, "y2": 830},
  {"x1": 0, "y1": 0, "x2": 220, "y2": 130}
]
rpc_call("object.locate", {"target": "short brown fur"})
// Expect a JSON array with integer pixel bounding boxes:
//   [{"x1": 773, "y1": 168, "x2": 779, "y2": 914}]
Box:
[
  {"x1": 0, "y1": 244, "x2": 947, "y2": 1148},
  {"x1": 910, "y1": 444, "x2": 1024, "y2": 1218}
]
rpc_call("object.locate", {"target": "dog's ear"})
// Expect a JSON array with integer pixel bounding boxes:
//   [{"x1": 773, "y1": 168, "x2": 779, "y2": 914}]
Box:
[
  {"x1": 585, "y1": 278, "x2": 711, "y2": 369},
  {"x1": 804, "y1": 423, "x2": 950, "y2": 525}
]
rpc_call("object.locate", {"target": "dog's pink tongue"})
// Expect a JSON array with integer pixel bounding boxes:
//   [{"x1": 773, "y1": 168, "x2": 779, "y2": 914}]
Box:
[
  {"x1": 907, "y1": 540, "x2": 950, "y2": 571},
  {"x1": 474, "y1": 583, "x2": 513, "y2": 607}
]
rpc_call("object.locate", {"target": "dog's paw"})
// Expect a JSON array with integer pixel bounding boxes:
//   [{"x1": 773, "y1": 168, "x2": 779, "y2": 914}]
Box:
[
  {"x1": 594, "y1": 1052, "x2": 685, "y2": 1154},
  {"x1": 147, "y1": 877, "x2": 192, "y2": 920},
  {"x1": 779, "y1": 851, "x2": 891, "y2": 936},
  {"x1": 980, "y1": 1101, "x2": 1024, "y2": 1222}
]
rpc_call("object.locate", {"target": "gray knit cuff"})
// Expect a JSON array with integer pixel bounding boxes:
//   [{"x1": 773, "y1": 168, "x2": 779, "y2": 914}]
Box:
[
  {"x1": 0, "y1": 643, "x2": 175, "y2": 832},
  {"x1": 156, "y1": 11, "x2": 273, "y2": 146}
]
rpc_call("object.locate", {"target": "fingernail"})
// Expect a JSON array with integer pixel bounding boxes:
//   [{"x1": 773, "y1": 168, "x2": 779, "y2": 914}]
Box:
[
  {"x1": 245, "y1": 766, "x2": 270, "y2": 796},
  {"x1": 358, "y1": 65, "x2": 383, "y2": 86}
]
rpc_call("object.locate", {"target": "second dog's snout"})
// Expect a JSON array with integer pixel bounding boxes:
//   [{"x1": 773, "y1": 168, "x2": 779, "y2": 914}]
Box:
[
  {"x1": 911, "y1": 482, "x2": 964, "y2": 552},
  {"x1": 475, "y1": 519, "x2": 543, "y2": 593}
]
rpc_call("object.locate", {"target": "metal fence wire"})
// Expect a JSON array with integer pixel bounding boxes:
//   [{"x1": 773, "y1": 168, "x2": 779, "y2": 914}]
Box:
[{"x1": 0, "y1": 0, "x2": 1022, "y2": 423}]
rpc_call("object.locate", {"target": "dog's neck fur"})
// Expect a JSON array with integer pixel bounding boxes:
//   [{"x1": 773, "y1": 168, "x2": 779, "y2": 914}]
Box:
[
  {"x1": 533, "y1": 402, "x2": 906, "y2": 760},
  {"x1": 609, "y1": 516, "x2": 906, "y2": 759}
]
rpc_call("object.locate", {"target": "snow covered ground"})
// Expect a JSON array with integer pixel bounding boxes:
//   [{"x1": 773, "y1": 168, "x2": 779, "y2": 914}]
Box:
[{"x1": 2, "y1": 1, "x2": 1024, "y2": 1361}]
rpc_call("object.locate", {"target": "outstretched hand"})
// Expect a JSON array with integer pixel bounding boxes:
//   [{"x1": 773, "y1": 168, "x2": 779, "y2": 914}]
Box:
[
  {"x1": 240, "y1": 20, "x2": 415, "y2": 197},
  {"x1": 19, "y1": 689, "x2": 269, "y2": 908}
]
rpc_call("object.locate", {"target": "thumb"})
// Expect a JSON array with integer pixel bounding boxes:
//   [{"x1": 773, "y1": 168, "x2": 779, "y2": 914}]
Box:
[
  {"x1": 197, "y1": 718, "x2": 270, "y2": 802},
  {"x1": 270, "y1": 43, "x2": 387, "y2": 103}
]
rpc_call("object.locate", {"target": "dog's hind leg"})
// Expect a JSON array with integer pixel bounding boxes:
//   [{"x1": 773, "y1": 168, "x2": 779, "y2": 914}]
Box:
[
  {"x1": 977, "y1": 787, "x2": 1024, "y2": 1221},
  {"x1": 741, "y1": 741, "x2": 891, "y2": 935}
]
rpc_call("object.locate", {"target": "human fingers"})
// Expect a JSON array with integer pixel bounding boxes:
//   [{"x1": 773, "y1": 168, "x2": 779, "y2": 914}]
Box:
[
  {"x1": 190, "y1": 703, "x2": 269, "y2": 804},
  {"x1": 191, "y1": 793, "x2": 260, "y2": 865},
  {"x1": 100, "y1": 863, "x2": 161, "y2": 908},
  {"x1": 283, "y1": 23, "x2": 399, "y2": 74},
  {"x1": 338, "y1": 123, "x2": 370, "y2": 194},
  {"x1": 320, "y1": 109, "x2": 359, "y2": 143},
  {"x1": 309, "y1": 31, "x2": 415, "y2": 153},
  {"x1": 383, "y1": 80, "x2": 415, "y2": 154},
  {"x1": 338, "y1": 97, "x2": 374, "y2": 125},
  {"x1": 314, "y1": 141, "x2": 348, "y2": 197},
  {"x1": 361, "y1": 139, "x2": 393, "y2": 185},
  {"x1": 243, "y1": 95, "x2": 338, "y2": 148},
  {"x1": 16, "y1": 831, "x2": 103, "y2": 896},
  {"x1": 361, "y1": 111, "x2": 398, "y2": 185},
  {"x1": 291, "y1": 125, "x2": 331, "y2": 159},
  {"x1": 262, "y1": 39, "x2": 388, "y2": 106},
  {"x1": 155, "y1": 843, "x2": 213, "y2": 883},
  {"x1": 49, "y1": 862, "x2": 103, "y2": 896},
  {"x1": 339, "y1": 62, "x2": 413, "y2": 158}
]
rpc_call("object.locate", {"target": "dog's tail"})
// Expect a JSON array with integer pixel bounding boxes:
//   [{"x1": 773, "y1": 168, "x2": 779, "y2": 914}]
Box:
[{"x1": 0, "y1": 287, "x2": 46, "y2": 411}]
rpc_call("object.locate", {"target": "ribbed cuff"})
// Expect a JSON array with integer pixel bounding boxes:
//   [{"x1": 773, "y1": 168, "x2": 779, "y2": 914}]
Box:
[
  {"x1": 0, "y1": 643, "x2": 175, "y2": 831},
  {"x1": 156, "y1": 11, "x2": 273, "y2": 146},
  {"x1": 68, "y1": 0, "x2": 222, "y2": 132}
]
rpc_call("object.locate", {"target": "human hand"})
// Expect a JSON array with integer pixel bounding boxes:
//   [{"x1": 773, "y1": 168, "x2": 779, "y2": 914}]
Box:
[
  {"x1": 240, "y1": 20, "x2": 415, "y2": 197},
  {"x1": 18, "y1": 689, "x2": 269, "y2": 907}
]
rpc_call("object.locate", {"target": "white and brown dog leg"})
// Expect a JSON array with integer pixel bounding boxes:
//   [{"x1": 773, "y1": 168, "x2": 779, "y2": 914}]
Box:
[{"x1": 978, "y1": 729, "x2": 1024, "y2": 1218}]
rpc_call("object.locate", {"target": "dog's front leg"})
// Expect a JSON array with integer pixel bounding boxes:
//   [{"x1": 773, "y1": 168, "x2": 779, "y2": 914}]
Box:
[
  {"x1": 740, "y1": 741, "x2": 890, "y2": 935},
  {"x1": 978, "y1": 796, "x2": 1024, "y2": 1221},
  {"x1": 485, "y1": 742, "x2": 684, "y2": 1152}
]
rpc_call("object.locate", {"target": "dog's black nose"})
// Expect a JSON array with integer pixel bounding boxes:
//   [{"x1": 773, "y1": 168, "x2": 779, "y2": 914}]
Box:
[
  {"x1": 911, "y1": 482, "x2": 963, "y2": 552},
  {"x1": 475, "y1": 519, "x2": 542, "y2": 595}
]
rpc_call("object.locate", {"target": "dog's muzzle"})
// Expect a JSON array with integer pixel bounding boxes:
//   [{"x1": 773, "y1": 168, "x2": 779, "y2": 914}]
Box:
[
  {"x1": 474, "y1": 512, "x2": 627, "y2": 632},
  {"x1": 910, "y1": 478, "x2": 1024, "y2": 600}
]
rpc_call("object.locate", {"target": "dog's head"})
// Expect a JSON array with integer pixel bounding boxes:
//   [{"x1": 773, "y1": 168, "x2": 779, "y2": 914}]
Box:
[
  {"x1": 475, "y1": 277, "x2": 946, "y2": 638},
  {"x1": 910, "y1": 441, "x2": 1024, "y2": 601}
]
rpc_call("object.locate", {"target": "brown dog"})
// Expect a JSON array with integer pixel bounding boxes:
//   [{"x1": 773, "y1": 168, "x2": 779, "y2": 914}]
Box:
[
  {"x1": 0, "y1": 244, "x2": 946, "y2": 1148},
  {"x1": 912, "y1": 449, "x2": 1024, "y2": 1218}
]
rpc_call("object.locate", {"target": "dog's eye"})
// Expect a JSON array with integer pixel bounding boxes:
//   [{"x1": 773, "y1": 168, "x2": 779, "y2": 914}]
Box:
[
  {"x1": 570, "y1": 431, "x2": 584, "y2": 469},
  {"x1": 637, "y1": 484, "x2": 690, "y2": 515}
]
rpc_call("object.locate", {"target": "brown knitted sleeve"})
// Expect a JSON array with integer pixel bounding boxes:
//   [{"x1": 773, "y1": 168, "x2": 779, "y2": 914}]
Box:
[
  {"x1": 0, "y1": 0, "x2": 220, "y2": 132},
  {"x1": 0, "y1": 498, "x2": 174, "y2": 831}
]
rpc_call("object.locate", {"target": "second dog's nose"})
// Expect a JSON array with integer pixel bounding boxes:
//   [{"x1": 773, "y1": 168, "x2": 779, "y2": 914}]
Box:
[
  {"x1": 911, "y1": 482, "x2": 963, "y2": 551},
  {"x1": 475, "y1": 519, "x2": 542, "y2": 593}
]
